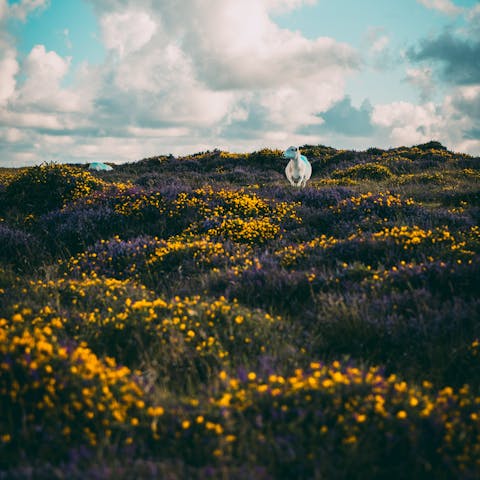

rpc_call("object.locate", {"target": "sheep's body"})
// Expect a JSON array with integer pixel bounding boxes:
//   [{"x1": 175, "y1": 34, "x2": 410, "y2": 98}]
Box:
[{"x1": 284, "y1": 146, "x2": 312, "y2": 187}]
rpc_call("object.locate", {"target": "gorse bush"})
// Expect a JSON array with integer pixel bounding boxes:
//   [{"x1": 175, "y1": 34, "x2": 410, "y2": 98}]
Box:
[
  {"x1": 331, "y1": 162, "x2": 393, "y2": 181},
  {"x1": 199, "y1": 362, "x2": 480, "y2": 479},
  {"x1": 0, "y1": 311, "x2": 147, "y2": 464},
  {"x1": 4, "y1": 163, "x2": 105, "y2": 215}
]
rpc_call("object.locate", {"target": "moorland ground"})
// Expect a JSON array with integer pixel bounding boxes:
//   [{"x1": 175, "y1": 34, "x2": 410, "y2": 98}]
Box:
[{"x1": 0, "y1": 141, "x2": 479, "y2": 479}]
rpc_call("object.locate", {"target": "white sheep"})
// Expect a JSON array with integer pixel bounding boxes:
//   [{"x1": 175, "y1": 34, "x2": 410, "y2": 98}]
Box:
[{"x1": 284, "y1": 146, "x2": 312, "y2": 187}]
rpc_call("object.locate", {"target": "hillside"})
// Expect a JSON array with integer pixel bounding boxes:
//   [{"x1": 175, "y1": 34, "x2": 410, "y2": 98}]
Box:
[{"x1": 0, "y1": 142, "x2": 479, "y2": 479}]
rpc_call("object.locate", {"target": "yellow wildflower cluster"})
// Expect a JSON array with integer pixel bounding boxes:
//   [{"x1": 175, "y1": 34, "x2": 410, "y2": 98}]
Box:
[
  {"x1": 276, "y1": 234, "x2": 338, "y2": 267},
  {"x1": 0, "y1": 168, "x2": 29, "y2": 186},
  {"x1": 147, "y1": 236, "x2": 229, "y2": 269},
  {"x1": 24, "y1": 164, "x2": 106, "y2": 205},
  {"x1": 27, "y1": 275, "x2": 150, "y2": 314},
  {"x1": 372, "y1": 225, "x2": 476, "y2": 252},
  {"x1": 209, "y1": 362, "x2": 480, "y2": 472},
  {"x1": 332, "y1": 191, "x2": 416, "y2": 213},
  {"x1": 276, "y1": 225, "x2": 478, "y2": 268},
  {"x1": 171, "y1": 186, "x2": 300, "y2": 242},
  {"x1": 0, "y1": 311, "x2": 148, "y2": 447},
  {"x1": 173, "y1": 187, "x2": 272, "y2": 219},
  {"x1": 113, "y1": 191, "x2": 167, "y2": 217},
  {"x1": 94, "y1": 295, "x2": 278, "y2": 364},
  {"x1": 206, "y1": 217, "x2": 280, "y2": 244}
]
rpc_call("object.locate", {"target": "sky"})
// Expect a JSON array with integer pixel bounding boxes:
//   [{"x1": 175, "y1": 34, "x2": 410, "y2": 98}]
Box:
[{"x1": 0, "y1": 0, "x2": 479, "y2": 166}]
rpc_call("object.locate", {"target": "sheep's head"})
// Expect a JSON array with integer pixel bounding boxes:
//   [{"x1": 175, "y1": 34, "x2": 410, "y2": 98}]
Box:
[{"x1": 284, "y1": 146, "x2": 299, "y2": 159}]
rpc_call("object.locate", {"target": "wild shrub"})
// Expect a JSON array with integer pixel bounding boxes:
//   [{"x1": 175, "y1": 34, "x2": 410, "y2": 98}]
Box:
[
  {"x1": 331, "y1": 162, "x2": 393, "y2": 181},
  {"x1": 177, "y1": 362, "x2": 480, "y2": 479},
  {"x1": 4, "y1": 163, "x2": 105, "y2": 215},
  {"x1": 0, "y1": 223, "x2": 43, "y2": 268},
  {"x1": 0, "y1": 311, "x2": 147, "y2": 465}
]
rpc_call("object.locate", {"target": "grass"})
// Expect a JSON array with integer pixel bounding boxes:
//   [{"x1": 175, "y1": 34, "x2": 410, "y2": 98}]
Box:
[{"x1": 0, "y1": 142, "x2": 479, "y2": 479}]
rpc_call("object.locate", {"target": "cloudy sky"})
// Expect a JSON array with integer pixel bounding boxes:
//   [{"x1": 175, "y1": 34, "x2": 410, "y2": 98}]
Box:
[{"x1": 0, "y1": 0, "x2": 479, "y2": 166}]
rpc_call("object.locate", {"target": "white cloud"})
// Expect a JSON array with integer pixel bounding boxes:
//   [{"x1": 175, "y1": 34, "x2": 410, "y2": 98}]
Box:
[
  {"x1": 100, "y1": 10, "x2": 156, "y2": 56},
  {"x1": 371, "y1": 101, "x2": 440, "y2": 145},
  {"x1": 23, "y1": 44, "x2": 69, "y2": 82},
  {"x1": 0, "y1": 127, "x2": 25, "y2": 143},
  {"x1": 91, "y1": 0, "x2": 358, "y2": 139},
  {"x1": 0, "y1": 109, "x2": 65, "y2": 130},
  {"x1": 16, "y1": 45, "x2": 85, "y2": 113},
  {"x1": 372, "y1": 101, "x2": 439, "y2": 129},
  {"x1": 9, "y1": 0, "x2": 49, "y2": 21},
  {"x1": 370, "y1": 86, "x2": 480, "y2": 151},
  {"x1": 371, "y1": 35, "x2": 389, "y2": 55},
  {"x1": 263, "y1": 0, "x2": 316, "y2": 13},
  {"x1": 363, "y1": 27, "x2": 394, "y2": 71},
  {"x1": 467, "y1": 4, "x2": 480, "y2": 36},
  {"x1": 417, "y1": 0, "x2": 462, "y2": 16},
  {"x1": 0, "y1": 0, "x2": 8, "y2": 21},
  {"x1": 174, "y1": 0, "x2": 358, "y2": 90},
  {"x1": 0, "y1": 46, "x2": 18, "y2": 105}
]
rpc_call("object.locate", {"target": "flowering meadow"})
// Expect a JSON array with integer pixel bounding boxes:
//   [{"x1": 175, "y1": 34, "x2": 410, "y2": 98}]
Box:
[{"x1": 0, "y1": 141, "x2": 479, "y2": 479}]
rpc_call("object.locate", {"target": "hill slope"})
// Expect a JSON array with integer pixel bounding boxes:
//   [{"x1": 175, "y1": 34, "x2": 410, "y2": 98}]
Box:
[{"x1": 0, "y1": 142, "x2": 479, "y2": 479}]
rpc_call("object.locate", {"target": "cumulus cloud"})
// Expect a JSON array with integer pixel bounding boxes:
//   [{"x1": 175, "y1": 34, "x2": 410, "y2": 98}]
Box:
[
  {"x1": 372, "y1": 101, "x2": 438, "y2": 129},
  {"x1": 417, "y1": 0, "x2": 462, "y2": 16},
  {"x1": 370, "y1": 87, "x2": 480, "y2": 150},
  {"x1": 372, "y1": 101, "x2": 443, "y2": 146},
  {"x1": 15, "y1": 45, "x2": 85, "y2": 113},
  {"x1": 444, "y1": 85, "x2": 480, "y2": 144},
  {"x1": 85, "y1": 0, "x2": 359, "y2": 139},
  {"x1": 100, "y1": 10, "x2": 156, "y2": 56},
  {"x1": 0, "y1": 46, "x2": 18, "y2": 105}
]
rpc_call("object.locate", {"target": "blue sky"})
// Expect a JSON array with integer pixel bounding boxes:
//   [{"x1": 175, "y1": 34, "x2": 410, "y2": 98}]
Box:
[
  {"x1": 0, "y1": 0, "x2": 479, "y2": 166},
  {"x1": 8, "y1": 0, "x2": 103, "y2": 66}
]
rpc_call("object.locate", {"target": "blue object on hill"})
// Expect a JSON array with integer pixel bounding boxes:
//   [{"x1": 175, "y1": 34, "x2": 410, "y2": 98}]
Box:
[{"x1": 89, "y1": 162, "x2": 113, "y2": 171}]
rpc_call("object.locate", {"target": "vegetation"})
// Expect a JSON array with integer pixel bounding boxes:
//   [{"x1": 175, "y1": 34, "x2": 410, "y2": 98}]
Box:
[{"x1": 0, "y1": 142, "x2": 479, "y2": 479}]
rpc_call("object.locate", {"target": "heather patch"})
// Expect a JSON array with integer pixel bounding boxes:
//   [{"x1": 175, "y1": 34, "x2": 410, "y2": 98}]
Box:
[{"x1": 1, "y1": 145, "x2": 479, "y2": 478}]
